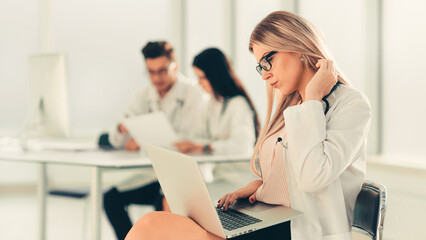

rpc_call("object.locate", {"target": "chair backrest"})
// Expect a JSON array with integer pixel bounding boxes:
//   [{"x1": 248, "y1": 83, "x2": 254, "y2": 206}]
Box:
[
  {"x1": 49, "y1": 187, "x2": 90, "y2": 199},
  {"x1": 352, "y1": 180, "x2": 387, "y2": 240}
]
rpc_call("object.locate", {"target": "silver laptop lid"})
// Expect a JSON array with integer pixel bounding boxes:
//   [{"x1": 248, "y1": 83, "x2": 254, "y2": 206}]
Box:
[
  {"x1": 145, "y1": 143, "x2": 226, "y2": 239},
  {"x1": 145, "y1": 144, "x2": 303, "y2": 239}
]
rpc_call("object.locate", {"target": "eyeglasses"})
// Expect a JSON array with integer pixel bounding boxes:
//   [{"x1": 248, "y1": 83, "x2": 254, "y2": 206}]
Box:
[
  {"x1": 147, "y1": 61, "x2": 175, "y2": 77},
  {"x1": 255, "y1": 51, "x2": 277, "y2": 76}
]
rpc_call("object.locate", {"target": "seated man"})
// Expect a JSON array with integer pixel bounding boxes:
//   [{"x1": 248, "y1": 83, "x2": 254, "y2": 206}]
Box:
[{"x1": 103, "y1": 41, "x2": 203, "y2": 240}]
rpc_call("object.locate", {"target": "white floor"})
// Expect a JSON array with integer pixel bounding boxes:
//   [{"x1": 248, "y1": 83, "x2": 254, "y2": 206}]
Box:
[
  {"x1": 3, "y1": 161, "x2": 423, "y2": 240},
  {"x1": 0, "y1": 189, "x2": 159, "y2": 240},
  {"x1": 0, "y1": 180, "x2": 240, "y2": 240},
  {"x1": 0, "y1": 188, "x2": 375, "y2": 240}
]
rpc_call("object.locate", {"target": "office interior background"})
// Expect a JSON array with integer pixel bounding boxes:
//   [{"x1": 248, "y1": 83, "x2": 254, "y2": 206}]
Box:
[{"x1": 1, "y1": 0, "x2": 425, "y2": 239}]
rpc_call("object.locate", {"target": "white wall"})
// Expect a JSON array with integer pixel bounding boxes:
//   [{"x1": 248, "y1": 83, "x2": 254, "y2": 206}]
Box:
[
  {"x1": 0, "y1": 0, "x2": 173, "y2": 137},
  {"x1": 184, "y1": 0, "x2": 229, "y2": 78},
  {"x1": 0, "y1": 0, "x2": 173, "y2": 185},
  {"x1": 0, "y1": 0, "x2": 40, "y2": 133},
  {"x1": 382, "y1": 0, "x2": 426, "y2": 160},
  {"x1": 48, "y1": 0, "x2": 173, "y2": 185},
  {"x1": 299, "y1": 0, "x2": 366, "y2": 91},
  {"x1": 0, "y1": 0, "x2": 41, "y2": 184},
  {"x1": 234, "y1": 0, "x2": 284, "y2": 123},
  {"x1": 50, "y1": 0, "x2": 173, "y2": 136}
]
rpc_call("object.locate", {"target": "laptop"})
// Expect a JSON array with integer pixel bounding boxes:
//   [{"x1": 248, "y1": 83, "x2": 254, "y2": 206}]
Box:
[
  {"x1": 145, "y1": 143, "x2": 302, "y2": 239},
  {"x1": 123, "y1": 112, "x2": 179, "y2": 149}
]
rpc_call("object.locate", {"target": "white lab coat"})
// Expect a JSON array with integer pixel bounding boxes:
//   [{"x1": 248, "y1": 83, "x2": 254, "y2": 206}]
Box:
[
  {"x1": 281, "y1": 84, "x2": 371, "y2": 239},
  {"x1": 109, "y1": 73, "x2": 203, "y2": 147},
  {"x1": 109, "y1": 73, "x2": 204, "y2": 190},
  {"x1": 189, "y1": 95, "x2": 257, "y2": 187}
]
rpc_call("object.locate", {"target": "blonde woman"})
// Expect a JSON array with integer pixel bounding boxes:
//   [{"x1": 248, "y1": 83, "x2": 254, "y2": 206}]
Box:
[{"x1": 125, "y1": 11, "x2": 371, "y2": 240}]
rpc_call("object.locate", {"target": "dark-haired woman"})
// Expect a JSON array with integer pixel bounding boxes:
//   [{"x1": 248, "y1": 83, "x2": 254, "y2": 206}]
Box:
[{"x1": 174, "y1": 48, "x2": 260, "y2": 189}]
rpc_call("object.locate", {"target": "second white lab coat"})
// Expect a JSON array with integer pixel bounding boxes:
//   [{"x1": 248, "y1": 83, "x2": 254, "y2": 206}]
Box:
[
  {"x1": 280, "y1": 84, "x2": 371, "y2": 239},
  {"x1": 109, "y1": 73, "x2": 204, "y2": 190},
  {"x1": 189, "y1": 95, "x2": 258, "y2": 187}
]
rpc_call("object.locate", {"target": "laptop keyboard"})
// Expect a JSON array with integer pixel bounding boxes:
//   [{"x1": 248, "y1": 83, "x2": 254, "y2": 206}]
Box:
[{"x1": 216, "y1": 208, "x2": 262, "y2": 231}]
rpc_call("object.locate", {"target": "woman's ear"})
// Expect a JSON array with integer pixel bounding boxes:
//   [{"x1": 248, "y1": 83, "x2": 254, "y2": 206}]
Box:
[{"x1": 299, "y1": 54, "x2": 310, "y2": 70}]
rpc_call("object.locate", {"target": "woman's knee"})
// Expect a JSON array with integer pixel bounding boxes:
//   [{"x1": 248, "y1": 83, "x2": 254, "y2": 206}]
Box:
[
  {"x1": 134, "y1": 211, "x2": 167, "y2": 231},
  {"x1": 139, "y1": 211, "x2": 163, "y2": 225},
  {"x1": 125, "y1": 212, "x2": 165, "y2": 239}
]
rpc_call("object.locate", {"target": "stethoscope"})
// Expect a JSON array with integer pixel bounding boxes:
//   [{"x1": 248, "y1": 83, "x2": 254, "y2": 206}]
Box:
[
  {"x1": 277, "y1": 137, "x2": 286, "y2": 149},
  {"x1": 275, "y1": 81, "x2": 341, "y2": 149},
  {"x1": 147, "y1": 98, "x2": 185, "y2": 114}
]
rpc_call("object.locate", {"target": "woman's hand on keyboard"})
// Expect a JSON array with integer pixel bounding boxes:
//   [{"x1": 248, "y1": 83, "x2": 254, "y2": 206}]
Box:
[{"x1": 217, "y1": 180, "x2": 263, "y2": 211}]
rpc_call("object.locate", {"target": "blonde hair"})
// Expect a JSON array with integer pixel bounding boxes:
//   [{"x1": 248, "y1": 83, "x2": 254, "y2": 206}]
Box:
[{"x1": 249, "y1": 11, "x2": 350, "y2": 177}]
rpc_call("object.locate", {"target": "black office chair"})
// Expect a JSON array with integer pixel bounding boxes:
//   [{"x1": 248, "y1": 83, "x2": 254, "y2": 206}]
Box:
[
  {"x1": 47, "y1": 133, "x2": 112, "y2": 239},
  {"x1": 48, "y1": 187, "x2": 90, "y2": 239},
  {"x1": 48, "y1": 133, "x2": 111, "y2": 199},
  {"x1": 49, "y1": 187, "x2": 90, "y2": 199},
  {"x1": 352, "y1": 180, "x2": 387, "y2": 240}
]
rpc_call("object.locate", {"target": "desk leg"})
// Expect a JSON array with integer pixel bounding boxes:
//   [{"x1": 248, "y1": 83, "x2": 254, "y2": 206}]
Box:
[
  {"x1": 38, "y1": 163, "x2": 47, "y2": 240},
  {"x1": 91, "y1": 167, "x2": 102, "y2": 240}
]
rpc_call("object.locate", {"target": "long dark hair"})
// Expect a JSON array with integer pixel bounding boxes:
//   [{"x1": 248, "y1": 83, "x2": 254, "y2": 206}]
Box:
[{"x1": 192, "y1": 48, "x2": 260, "y2": 139}]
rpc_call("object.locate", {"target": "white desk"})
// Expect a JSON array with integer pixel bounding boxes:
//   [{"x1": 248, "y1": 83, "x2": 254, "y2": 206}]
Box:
[{"x1": 0, "y1": 146, "x2": 251, "y2": 240}]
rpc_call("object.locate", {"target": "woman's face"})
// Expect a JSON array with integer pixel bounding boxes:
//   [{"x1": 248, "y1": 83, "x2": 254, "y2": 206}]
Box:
[
  {"x1": 193, "y1": 66, "x2": 214, "y2": 95},
  {"x1": 252, "y1": 44, "x2": 304, "y2": 95}
]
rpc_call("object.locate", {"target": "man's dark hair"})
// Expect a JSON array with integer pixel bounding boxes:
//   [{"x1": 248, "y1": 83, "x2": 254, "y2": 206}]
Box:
[{"x1": 141, "y1": 41, "x2": 175, "y2": 60}]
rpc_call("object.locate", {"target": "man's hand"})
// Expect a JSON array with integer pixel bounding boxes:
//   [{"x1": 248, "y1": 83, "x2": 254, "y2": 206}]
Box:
[
  {"x1": 118, "y1": 123, "x2": 128, "y2": 134},
  {"x1": 174, "y1": 141, "x2": 204, "y2": 154},
  {"x1": 124, "y1": 138, "x2": 139, "y2": 151}
]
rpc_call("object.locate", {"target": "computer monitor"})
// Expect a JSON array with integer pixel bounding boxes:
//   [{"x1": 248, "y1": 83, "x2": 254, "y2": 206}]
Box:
[{"x1": 24, "y1": 53, "x2": 69, "y2": 138}]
